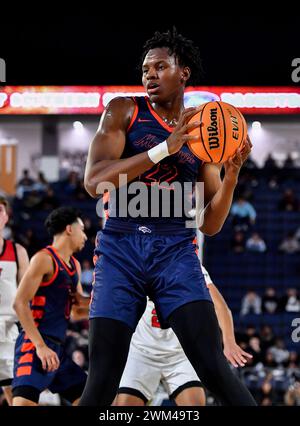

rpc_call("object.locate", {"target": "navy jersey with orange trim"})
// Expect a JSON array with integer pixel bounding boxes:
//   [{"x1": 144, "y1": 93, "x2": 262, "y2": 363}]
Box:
[
  {"x1": 105, "y1": 96, "x2": 203, "y2": 226},
  {"x1": 29, "y1": 246, "x2": 79, "y2": 342}
]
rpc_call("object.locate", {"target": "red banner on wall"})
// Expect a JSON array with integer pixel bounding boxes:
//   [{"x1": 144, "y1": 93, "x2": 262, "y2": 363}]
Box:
[{"x1": 1, "y1": 86, "x2": 300, "y2": 115}]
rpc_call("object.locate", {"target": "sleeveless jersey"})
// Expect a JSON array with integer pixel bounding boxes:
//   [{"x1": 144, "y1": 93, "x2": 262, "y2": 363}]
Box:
[
  {"x1": 106, "y1": 96, "x2": 203, "y2": 228},
  {"x1": 29, "y1": 246, "x2": 79, "y2": 342},
  {"x1": 0, "y1": 239, "x2": 18, "y2": 321}
]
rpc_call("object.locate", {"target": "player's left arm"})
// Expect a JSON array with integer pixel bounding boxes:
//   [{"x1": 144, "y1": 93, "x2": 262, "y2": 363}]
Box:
[
  {"x1": 198, "y1": 136, "x2": 252, "y2": 236},
  {"x1": 15, "y1": 243, "x2": 30, "y2": 284},
  {"x1": 71, "y1": 261, "x2": 90, "y2": 320},
  {"x1": 209, "y1": 283, "x2": 252, "y2": 368}
]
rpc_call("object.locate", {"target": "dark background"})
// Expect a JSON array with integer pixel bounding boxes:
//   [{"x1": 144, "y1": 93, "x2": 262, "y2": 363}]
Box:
[{"x1": 1, "y1": 15, "x2": 299, "y2": 86}]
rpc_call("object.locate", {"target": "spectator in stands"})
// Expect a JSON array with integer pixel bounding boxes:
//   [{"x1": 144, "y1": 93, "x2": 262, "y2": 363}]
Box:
[
  {"x1": 279, "y1": 232, "x2": 300, "y2": 254},
  {"x1": 37, "y1": 187, "x2": 60, "y2": 210},
  {"x1": 263, "y1": 351, "x2": 277, "y2": 368},
  {"x1": 231, "y1": 196, "x2": 256, "y2": 231},
  {"x1": 284, "y1": 377, "x2": 300, "y2": 406},
  {"x1": 269, "y1": 338, "x2": 290, "y2": 365},
  {"x1": 246, "y1": 336, "x2": 263, "y2": 365},
  {"x1": 33, "y1": 171, "x2": 48, "y2": 192},
  {"x1": 231, "y1": 231, "x2": 245, "y2": 253},
  {"x1": 18, "y1": 228, "x2": 40, "y2": 258},
  {"x1": 72, "y1": 349, "x2": 88, "y2": 371},
  {"x1": 16, "y1": 170, "x2": 35, "y2": 200},
  {"x1": 283, "y1": 154, "x2": 296, "y2": 169},
  {"x1": 279, "y1": 288, "x2": 300, "y2": 313},
  {"x1": 260, "y1": 325, "x2": 276, "y2": 354},
  {"x1": 240, "y1": 290, "x2": 262, "y2": 316},
  {"x1": 83, "y1": 217, "x2": 97, "y2": 240},
  {"x1": 64, "y1": 171, "x2": 80, "y2": 195},
  {"x1": 278, "y1": 189, "x2": 299, "y2": 212},
  {"x1": 285, "y1": 351, "x2": 299, "y2": 370},
  {"x1": 262, "y1": 288, "x2": 279, "y2": 314},
  {"x1": 264, "y1": 153, "x2": 278, "y2": 170},
  {"x1": 81, "y1": 259, "x2": 94, "y2": 294},
  {"x1": 246, "y1": 232, "x2": 267, "y2": 253}
]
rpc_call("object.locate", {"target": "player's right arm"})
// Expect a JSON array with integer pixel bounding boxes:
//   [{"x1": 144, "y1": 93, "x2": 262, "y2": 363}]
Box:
[
  {"x1": 13, "y1": 251, "x2": 60, "y2": 372},
  {"x1": 84, "y1": 97, "x2": 201, "y2": 198}
]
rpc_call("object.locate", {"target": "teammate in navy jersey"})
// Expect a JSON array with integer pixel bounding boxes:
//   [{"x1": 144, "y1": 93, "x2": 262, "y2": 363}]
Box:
[
  {"x1": 12, "y1": 207, "x2": 88, "y2": 406},
  {"x1": 80, "y1": 29, "x2": 255, "y2": 406}
]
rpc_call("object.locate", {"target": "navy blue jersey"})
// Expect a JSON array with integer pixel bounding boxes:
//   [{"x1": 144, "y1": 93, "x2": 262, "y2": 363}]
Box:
[
  {"x1": 29, "y1": 246, "x2": 79, "y2": 342},
  {"x1": 105, "y1": 96, "x2": 203, "y2": 229}
]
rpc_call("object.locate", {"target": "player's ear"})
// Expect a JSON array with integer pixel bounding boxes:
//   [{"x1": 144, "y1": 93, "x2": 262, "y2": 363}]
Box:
[
  {"x1": 66, "y1": 224, "x2": 73, "y2": 235},
  {"x1": 181, "y1": 66, "x2": 191, "y2": 84}
]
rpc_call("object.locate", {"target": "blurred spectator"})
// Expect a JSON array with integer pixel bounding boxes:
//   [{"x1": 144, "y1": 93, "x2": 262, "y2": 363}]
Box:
[
  {"x1": 246, "y1": 232, "x2": 267, "y2": 253},
  {"x1": 269, "y1": 338, "x2": 290, "y2": 365},
  {"x1": 81, "y1": 259, "x2": 94, "y2": 294},
  {"x1": 33, "y1": 171, "x2": 49, "y2": 192},
  {"x1": 83, "y1": 217, "x2": 97, "y2": 240},
  {"x1": 284, "y1": 378, "x2": 300, "y2": 406},
  {"x1": 262, "y1": 288, "x2": 279, "y2": 314},
  {"x1": 246, "y1": 336, "x2": 263, "y2": 365},
  {"x1": 64, "y1": 171, "x2": 80, "y2": 195},
  {"x1": 283, "y1": 154, "x2": 296, "y2": 169},
  {"x1": 72, "y1": 349, "x2": 88, "y2": 371},
  {"x1": 18, "y1": 228, "x2": 41, "y2": 257},
  {"x1": 240, "y1": 290, "x2": 262, "y2": 316},
  {"x1": 278, "y1": 189, "x2": 299, "y2": 212},
  {"x1": 264, "y1": 351, "x2": 277, "y2": 368},
  {"x1": 231, "y1": 196, "x2": 256, "y2": 231},
  {"x1": 231, "y1": 231, "x2": 245, "y2": 253},
  {"x1": 264, "y1": 154, "x2": 278, "y2": 170},
  {"x1": 279, "y1": 288, "x2": 300, "y2": 313},
  {"x1": 260, "y1": 325, "x2": 276, "y2": 353},
  {"x1": 37, "y1": 187, "x2": 60, "y2": 210},
  {"x1": 279, "y1": 232, "x2": 300, "y2": 254},
  {"x1": 16, "y1": 169, "x2": 35, "y2": 199}
]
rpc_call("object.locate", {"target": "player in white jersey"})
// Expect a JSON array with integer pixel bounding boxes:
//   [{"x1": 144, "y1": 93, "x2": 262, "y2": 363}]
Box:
[
  {"x1": 0, "y1": 197, "x2": 29, "y2": 405},
  {"x1": 115, "y1": 265, "x2": 252, "y2": 406}
]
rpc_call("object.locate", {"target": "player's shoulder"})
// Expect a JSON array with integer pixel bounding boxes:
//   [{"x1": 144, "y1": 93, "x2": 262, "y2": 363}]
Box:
[
  {"x1": 30, "y1": 248, "x2": 54, "y2": 269},
  {"x1": 15, "y1": 243, "x2": 28, "y2": 257},
  {"x1": 106, "y1": 96, "x2": 136, "y2": 113}
]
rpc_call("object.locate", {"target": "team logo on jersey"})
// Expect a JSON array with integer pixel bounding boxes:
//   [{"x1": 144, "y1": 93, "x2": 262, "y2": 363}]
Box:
[{"x1": 138, "y1": 226, "x2": 152, "y2": 234}]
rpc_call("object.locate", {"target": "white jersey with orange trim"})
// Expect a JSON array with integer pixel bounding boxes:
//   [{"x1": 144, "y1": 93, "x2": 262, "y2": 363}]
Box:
[
  {"x1": 0, "y1": 239, "x2": 19, "y2": 383},
  {"x1": 131, "y1": 264, "x2": 213, "y2": 356}
]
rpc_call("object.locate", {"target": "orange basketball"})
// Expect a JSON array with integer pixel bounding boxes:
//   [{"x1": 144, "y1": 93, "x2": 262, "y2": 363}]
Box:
[{"x1": 187, "y1": 101, "x2": 247, "y2": 163}]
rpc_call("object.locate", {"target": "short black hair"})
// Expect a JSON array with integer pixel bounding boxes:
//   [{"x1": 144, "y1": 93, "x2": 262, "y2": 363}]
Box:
[
  {"x1": 140, "y1": 27, "x2": 203, "y2": 85},
  {"x1": 45, "y1": 206, "x2": 82, "y2": 237}
]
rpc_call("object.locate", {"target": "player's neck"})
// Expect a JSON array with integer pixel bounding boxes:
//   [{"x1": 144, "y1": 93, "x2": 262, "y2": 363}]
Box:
[
  {"x1": 150, "y1": 93, "x2": 184, "y2": 123},
  {"x1": 51, "y1": 239, "x2": 73, "y2": 264}
]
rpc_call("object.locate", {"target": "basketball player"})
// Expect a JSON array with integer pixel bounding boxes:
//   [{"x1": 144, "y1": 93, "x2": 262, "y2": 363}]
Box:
[
  {"x1": 12, "y1": 207, "x2": 88, "y2": 406},
  {"x1": 0, "y1": 197, "x2": 29, "y2": 406},
  {"x1": 115, "y1": 265, "x2": 252, "y2": 406},
  {"x1": 80, "y1": 29, "x2": 256, "y2": 406}
]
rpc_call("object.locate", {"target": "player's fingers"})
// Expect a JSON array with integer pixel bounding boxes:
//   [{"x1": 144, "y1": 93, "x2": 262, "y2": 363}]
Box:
[
  {"x1": 233, "y1": 353, "x2": 246, "y2": 367},
  {"x1": 182, "y1": 134, "x2": 200, "y2": 143},
  {"x1": 241, "y1": 350, "x2": 253, "y2": 359},
  {"x1": 46, "y1": 356, "x2": 54, "y2": 372},
  {"x1": 183, "y1": 120, "x2": 202, "y2": 133},
  {"x1": 53, "y1": 354, "x2": 60, "y2": 370},
  {"x1": 41, "y1": 357, "x2": 47, "y2": 371},
  {"x1": 179, "y1": 106, "x2": 202, "y2": 126},
  {"x1": 227, "y1": 354, "x2": 238, "y2": 368}
]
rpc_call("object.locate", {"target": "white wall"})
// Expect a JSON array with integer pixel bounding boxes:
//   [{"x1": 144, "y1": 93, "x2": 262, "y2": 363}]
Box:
[{"x1": 58, "y1": 120, "x2": 98, "y2": 153}]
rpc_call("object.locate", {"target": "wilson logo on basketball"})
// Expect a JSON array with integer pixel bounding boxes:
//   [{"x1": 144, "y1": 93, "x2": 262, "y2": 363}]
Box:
[{"x1": 207, "y1": 107, "x2": 220, "y2": 150}]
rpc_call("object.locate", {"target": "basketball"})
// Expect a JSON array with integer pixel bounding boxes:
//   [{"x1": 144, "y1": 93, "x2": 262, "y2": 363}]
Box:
[{"x1": 187, "y1": 101, "x2": 248, "y2": 163}]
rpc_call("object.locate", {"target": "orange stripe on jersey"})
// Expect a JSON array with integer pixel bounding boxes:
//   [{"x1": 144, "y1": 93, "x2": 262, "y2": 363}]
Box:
[
  {"x1": 50, "y1": 246, "x2": 77, "y2": 276},
  {"x1": 127, "y1": 98, "x2": 138, "y2": 132},
  {"x1": 40, "y1": 248, "x2": 59, "y2": 286},
  {"x1": 32, "y1": 296, "x2": 46, "y2": 306},
  {"x1": 21, "y1": 342, "x2": 35, "y2": 352},
  {"x1": 19, "y1": 353, "x2": 34, "y2": 364},
  {"x1": 32, "y1": 309, "x2": 44, "y2": 319},
  {"x1": 16, "y1": 366, "x2": 32, "y2": 377}
]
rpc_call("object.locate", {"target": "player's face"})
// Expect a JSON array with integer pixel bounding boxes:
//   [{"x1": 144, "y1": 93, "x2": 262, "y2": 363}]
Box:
[
  {"x1": 142, "y1": 48, "x2": 184, "y2": 102},
  {"x1": 70, "y1": 218, "x2": 87, "y2": 252},
  {"x1": 0, "y1": 204, "x2": 9, "y2": 231}
]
